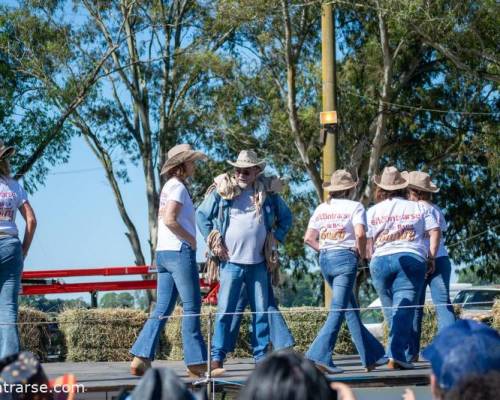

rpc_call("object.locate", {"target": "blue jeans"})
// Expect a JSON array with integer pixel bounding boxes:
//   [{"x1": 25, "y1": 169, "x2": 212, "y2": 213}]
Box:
[
  {"x1": 212, "y1": 261, "x2": 269, "y2": 362},
  {"x1": 407, "y1": 256, "x2": 455, "y2": 360},
  {"x1": 0, "y1": 237, "x2": 23, "y2": 359},
  {"x1": 370, "y1": 252, "x2": 426, "y2": 363},
  {"x1": 306, "y1": 250, "x2": 385, "y2": 368},
  {"x1": 131, "y1": 244, "x2": 207, "y2": 366},
  {"x1": 226, "y1": 277, "x2": 295, "y2": 354}
]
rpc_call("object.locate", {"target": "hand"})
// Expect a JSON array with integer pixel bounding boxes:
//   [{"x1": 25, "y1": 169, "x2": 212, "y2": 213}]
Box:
[
  {"x1": 214, "y1": 244, "x2": 229, "y2": 261},
  {"x1": 188, "y1": 237, "x2": 197, "y2": 251},
  {"x1": 426, "y1": 258, "x2": 435, "y2": 277},
  {"x1": 330, "y1": 382, "x2": 356, "y2": 400},
  {"x1": 402, "y1": 388, "x2": 416, "y2": 400}
]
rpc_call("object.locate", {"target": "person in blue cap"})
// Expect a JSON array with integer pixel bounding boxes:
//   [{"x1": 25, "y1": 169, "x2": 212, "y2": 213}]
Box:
[{"x1": 404, "y1": 319, "x2": 500, "y2": 400}]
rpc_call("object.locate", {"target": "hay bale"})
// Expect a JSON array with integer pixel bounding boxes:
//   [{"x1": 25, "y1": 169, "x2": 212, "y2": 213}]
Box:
[
  {"x1": 18, "y1": 307, "x2": 50, "y2": 362},
  {"x1": 492, "y1": 300, "x2": 500, "y2": 330}
]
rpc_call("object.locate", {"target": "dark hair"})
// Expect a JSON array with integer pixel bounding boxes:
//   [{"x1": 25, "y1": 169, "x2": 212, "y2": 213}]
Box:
[
  {"x1": 238, "y1": 350, "x2": 336, "y2": 400},
  {"x1": 166, "y1": 163, "x2": 187, "y2": 181},
  {"x1": 328, "y1": 189, "x2": 352, "y2": 200},
  {"x1": 407, "y1": 188, "x2": 432, "y2": 201},
  {"x1": 375, "y1": 187, "x2": 406, "y2": 203},
  {"x1": 0, "y1": 159, "x2": 10, "y2": 177},
  {"x1": 444, "y1": 371, "x2": 500, "y2": 400}
]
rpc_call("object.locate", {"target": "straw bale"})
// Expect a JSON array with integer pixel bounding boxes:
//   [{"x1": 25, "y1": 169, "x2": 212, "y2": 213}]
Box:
[{"x1": 18, "y1": 307, "x2": 50, "y2": 361}]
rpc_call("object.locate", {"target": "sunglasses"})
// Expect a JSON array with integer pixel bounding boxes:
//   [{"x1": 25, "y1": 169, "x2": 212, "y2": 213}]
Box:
[{"x1": 235, "y1": 168, "x2": 252, "y2": 176}]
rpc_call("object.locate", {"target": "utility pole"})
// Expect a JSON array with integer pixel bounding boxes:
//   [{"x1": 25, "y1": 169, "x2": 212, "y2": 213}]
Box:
[{"x1": 320, "y1": 2, "x2": 338, "y2": 308}]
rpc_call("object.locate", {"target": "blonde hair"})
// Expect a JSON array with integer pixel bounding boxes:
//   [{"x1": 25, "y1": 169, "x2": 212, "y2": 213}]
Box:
[{"x1": 0, "y1": 159, "x2": 11, "y2": 178}]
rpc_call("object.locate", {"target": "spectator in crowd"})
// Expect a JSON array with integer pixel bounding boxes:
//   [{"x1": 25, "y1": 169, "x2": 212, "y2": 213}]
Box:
[
  {"x1": 238, "y1": 350, "x2": 339, "y2": 400},
  {"x1": 0, "y1": 141, "x2": 37, "y2": 359},
  {"x1": 404, "y1": 319, "x2": 500, "y2": 400}
]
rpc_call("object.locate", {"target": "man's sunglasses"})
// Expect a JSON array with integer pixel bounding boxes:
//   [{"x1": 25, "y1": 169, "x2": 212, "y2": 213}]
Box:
[{"x1": 235, "y1": 168, "x2": 252, "y2": 176}]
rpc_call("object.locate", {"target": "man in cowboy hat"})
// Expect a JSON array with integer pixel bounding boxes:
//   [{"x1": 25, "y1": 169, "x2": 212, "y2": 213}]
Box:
[{"x1": 197, "y1": 150, "x2": 293, "y2": 367}]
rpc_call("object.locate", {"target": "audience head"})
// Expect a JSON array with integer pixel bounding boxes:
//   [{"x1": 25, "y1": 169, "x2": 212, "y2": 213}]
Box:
[
  {"x1": 129, "y1": 368, "x2": 199, "y2": 400},
  {"x1": 238, "y1": 350, "x2": 337, "y2": 400},
  {"x1": 443, "y1": 371, "x2": 500, "y2": 400},
  {"x1": 422, "y1": 319, "x2": 500, "y2": 399}
]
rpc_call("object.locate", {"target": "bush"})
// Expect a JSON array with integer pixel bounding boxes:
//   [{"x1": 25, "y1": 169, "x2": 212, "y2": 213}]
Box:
[
  {"x1": 18, "y1": 307, "x2": 50, "y2": 362},
  {"x1": 493, "y1": 299, "x2": 500, "y2": 330}
]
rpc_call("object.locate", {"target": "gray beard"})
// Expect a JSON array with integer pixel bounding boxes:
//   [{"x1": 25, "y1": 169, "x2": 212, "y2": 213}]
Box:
[{"x1": 237, "y1": 181, "x2": 249, "y2": 189}]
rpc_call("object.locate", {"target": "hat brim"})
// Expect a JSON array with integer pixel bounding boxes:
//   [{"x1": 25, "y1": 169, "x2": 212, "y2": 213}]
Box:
[
  {"x1": 373, "y1": 175, "x2": 408, "y2": 190},
  {"x1": 160, "y1": 151, "x2": 207, "y2": 175},
  {"x1": 0, "y1": 147, "x2": 15, "y2": 160},
  {"x1": 322, "y1": 181, "x2": 357, "y2": 192},
  {"x1": 227, "y1": 160, "x2": 266, "y2": 170},
  {"x1": 407, "y1": 183, "x2": 440, "y2": 193}
]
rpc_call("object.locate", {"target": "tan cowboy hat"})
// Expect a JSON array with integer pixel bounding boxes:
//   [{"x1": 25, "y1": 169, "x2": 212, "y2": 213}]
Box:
[
  {"x1": 160, "y1": 144, "x2": 207, "y2": 175},
  {"x1": 373, "y1": 166, "x2": 408, "y2": 190},
  {"x1": 0, "y1": 140, "x2": 15, "y2": 161},
  {"x1": 323, "y1": 169, "x2": 358, "y2": 192},
  {"x1": 227, "y1": 150, "x2": 266, "y2": 170},
  {"x1": 407, "y1": 170, "x2": 440, "y2": 193}
]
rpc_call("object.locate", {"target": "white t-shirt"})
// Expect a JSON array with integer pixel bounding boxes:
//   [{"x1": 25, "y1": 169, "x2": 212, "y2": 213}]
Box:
[
  {"x1": 0, "y1": 177, "x2": 28, "y2": 237},
  {"x1": 421, "y1": 202, "x2": 448, "y2": 258},
  {"x1": 156, "y1": 178, "x2": 196, "y2": 251},
  {"x1": 367, "y1": 197, "x2": 439, "y2": 259},
  {"x1": 307, "y1": 199, "x2": 366, "y2": 251}
]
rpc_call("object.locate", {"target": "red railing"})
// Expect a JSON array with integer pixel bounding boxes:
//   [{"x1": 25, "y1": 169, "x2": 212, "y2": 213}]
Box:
[{"x1": 21, "y1": 266, "x2": 220, "y2": 305}]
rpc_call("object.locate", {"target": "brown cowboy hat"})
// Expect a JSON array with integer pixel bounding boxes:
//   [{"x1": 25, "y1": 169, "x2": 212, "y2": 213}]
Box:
[
  {"x1": 407, "y1": 171, "x2": 440, "y2": 193},
  {"x1": 0, "y1": 140, "x2": 15, "y2": 161},
  {"x1": 323, "y1": 169, "x2": 358, "y2": 192},
  {"x1": 373, "y1": 166, "x2": 408, "y2": 191},
  {"x1": 227, "y1": 150, "x2": 266, "y2": 170},
  {"x1": 160, "y1": 144, "x2": 207, "y2": 175}
]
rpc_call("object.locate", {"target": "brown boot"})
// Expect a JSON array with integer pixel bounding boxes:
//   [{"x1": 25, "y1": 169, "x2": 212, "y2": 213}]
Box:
[
  {"x1": 130, "y1": 356, "x2": 151, "y2": 376},
  {"x1": 210, "y1": 360, "x2": 225, "y2": 377},
  {"x1": 186, "y1": 363, "x2": 207, "y2": 378}
]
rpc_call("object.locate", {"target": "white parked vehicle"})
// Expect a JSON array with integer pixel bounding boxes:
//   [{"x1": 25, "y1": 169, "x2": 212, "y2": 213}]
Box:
[{"x1": 361, "y1": 283, "x2": 474, "y2": 340}]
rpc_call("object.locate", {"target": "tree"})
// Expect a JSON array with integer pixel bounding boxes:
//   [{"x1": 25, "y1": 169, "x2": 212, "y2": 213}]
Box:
[{"x1": 99, "y1": 292, "x2": 135, "y2": 308}]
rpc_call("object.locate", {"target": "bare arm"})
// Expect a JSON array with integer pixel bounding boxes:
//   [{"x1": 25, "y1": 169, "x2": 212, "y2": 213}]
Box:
[
  {"x1": 354, "y1": 224, "x2": 366, "y2": 259},
  {"x1": 19, "y1": 201, "x2": 37, "y2": 259},
  {"x1": 162, "y1": 200, "x2": 196, "y2": 250},
  {"x1": 366, "y1": 238, "x2": 374, "y2": 260},
  {"x1": 426, "y1": 228, "x2": 441, "y2": 275},
  {"x1": 304, "y1": 228, "x2": 320, "y2": 252}
]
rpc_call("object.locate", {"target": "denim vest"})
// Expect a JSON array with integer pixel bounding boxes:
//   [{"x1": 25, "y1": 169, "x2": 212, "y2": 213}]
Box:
[{"x1": 196, "y1": 190, "x2": 292, "y2": 244}]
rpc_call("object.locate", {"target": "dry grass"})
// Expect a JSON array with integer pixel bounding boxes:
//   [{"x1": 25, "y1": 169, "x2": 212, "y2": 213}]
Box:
[{"x1": 18, "y1": 307, "x2": 50, "y2": 361}]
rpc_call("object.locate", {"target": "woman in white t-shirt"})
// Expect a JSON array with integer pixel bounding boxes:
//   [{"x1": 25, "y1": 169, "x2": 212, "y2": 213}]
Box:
[
  {"x1": 367, "y1": 166, "x2": 440, "y2": 370},
  {"x1": 304, "y1": 170, "x2": 387, "y2": 374},
  {"x1": 406, "y1": 171, "x2": 455, "y2": 362},
  {"x1": 0, "y1": 141, "x2": 37, "y2": 359},
  {"x1": 130, "y1": 144, "x2": 211, "y2": 378}
]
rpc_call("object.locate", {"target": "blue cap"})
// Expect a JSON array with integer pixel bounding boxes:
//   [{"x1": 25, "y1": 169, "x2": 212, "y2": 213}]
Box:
[{"x1": 422, "y1": 319, "x2": 500, "y2": 390}]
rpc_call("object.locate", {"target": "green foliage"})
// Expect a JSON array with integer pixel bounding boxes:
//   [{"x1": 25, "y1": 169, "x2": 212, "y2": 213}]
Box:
[
  {"x1": 19, "y1": 295, "x2": 89, "y2": 313},
  {"x1": 99, "y1": 292, "x2": 135, "y2": 308}
]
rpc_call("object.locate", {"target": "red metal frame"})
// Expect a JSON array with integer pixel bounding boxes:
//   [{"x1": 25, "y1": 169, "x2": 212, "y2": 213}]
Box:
[{"x1": 21, "y1": 266, "x2": 219, "y2": 304}]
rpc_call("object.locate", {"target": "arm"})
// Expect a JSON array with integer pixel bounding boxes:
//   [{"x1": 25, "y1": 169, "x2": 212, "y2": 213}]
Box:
[
  {"x1": 195, "y1": 192, "x2": 219, "y2": 240},
  {"x1": 366, "y1": 238, "x2": 374, "y2": 260},
  {"x1": 354, "y1": 224, "x2": 366, "y2": 259},
  {"x1": 272, "y1": 194, "x2": 292, "y2": 243},
  {"x1": 303, "y1": 228, "x2": 320, "y2": 252},
  {"x1": 426, "y1": 228, "x2": 441, "y2": 275},
  {"x1": 163, "y1": 200, "x2": 196, "y2": 249},
  {"x1": 19, "y1": 201, "x2": 37, "y2": 259}
]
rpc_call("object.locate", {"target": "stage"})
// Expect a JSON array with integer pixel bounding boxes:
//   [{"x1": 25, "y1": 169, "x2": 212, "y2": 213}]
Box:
[{"x1": 43, "y1": 355, "x2": 432, "y2": 399}]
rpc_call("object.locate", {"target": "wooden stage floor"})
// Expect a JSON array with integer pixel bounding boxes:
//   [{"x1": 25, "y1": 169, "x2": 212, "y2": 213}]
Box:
[{"x1": 43, "y1": 355, "x2": 431, "y2": 397}]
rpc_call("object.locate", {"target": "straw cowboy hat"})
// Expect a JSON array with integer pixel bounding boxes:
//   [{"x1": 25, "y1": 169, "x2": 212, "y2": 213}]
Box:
[
  {"x1": 227, "y1": 150, "x2": 266, "y2": 170},
  {"x1": 407, "y1": 171, "x2": 440, "y2": 193},
  {"x1": 323, "y1": 169, "x2": 358, "y2": 192},
  {"x1": 160, "y1": 144, "x2": 207, "y2": 175},
  {"x1": 373, "y1": 166, "x2": 408, "y2": 190},
  {"x1": 0, "y1": 140, "x2": 15, "y2": 161}
]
